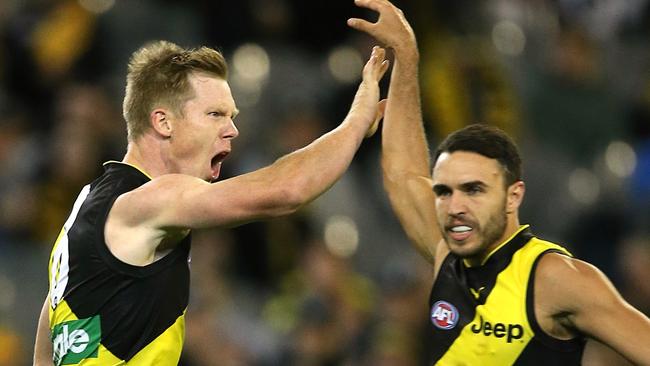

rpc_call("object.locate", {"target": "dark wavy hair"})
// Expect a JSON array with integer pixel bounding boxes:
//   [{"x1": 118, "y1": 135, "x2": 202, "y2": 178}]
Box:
[{"x1": 434, "y1": 124, "x2": 522, "y2": 186}]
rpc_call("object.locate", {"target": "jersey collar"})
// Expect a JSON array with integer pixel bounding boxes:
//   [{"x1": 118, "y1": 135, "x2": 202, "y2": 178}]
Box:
[{"x1": 463, "y1": 224, "x2": 531, "y2": 268}]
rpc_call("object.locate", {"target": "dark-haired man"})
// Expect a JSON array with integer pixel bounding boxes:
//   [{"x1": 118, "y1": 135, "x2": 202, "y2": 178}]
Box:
[
  {"x1": 348, "y1": 0, "x2": 650, "y2": 364},
  {"x1": 34, "y1": 40, "x2": 389, "y2": 365}
]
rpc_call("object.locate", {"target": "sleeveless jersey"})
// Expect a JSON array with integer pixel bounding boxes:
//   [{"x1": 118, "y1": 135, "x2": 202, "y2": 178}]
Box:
[
  {"x1": 428, "y1": 225, "x2": 585, "y2": 365},
  {"x1": 47, "y1": 161, "x2": 191, "y2": 365}
]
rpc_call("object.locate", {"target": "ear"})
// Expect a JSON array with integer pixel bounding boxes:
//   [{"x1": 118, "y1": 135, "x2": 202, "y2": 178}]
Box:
[
  {"x1": 506, "y1": 181, "x2": 525, "y2": 214},
  {"x1": 150, "y1": 109, "x2": 172, "y2": 138}
]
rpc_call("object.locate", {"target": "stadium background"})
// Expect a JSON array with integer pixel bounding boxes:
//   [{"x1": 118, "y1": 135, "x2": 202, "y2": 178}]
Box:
[{"x1": 0, "y1": 0, "x2": 649, "y2": 364}]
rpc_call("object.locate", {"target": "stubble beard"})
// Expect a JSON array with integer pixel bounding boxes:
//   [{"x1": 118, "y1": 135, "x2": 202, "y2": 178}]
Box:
[{"x1": 441, "y1": 198, "x2": 508, "y2": 260}]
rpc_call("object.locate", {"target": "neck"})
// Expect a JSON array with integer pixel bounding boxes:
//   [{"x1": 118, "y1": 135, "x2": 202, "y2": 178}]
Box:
[{"x1": 123, "y1": 134, "x2": 169, "y2": 178}]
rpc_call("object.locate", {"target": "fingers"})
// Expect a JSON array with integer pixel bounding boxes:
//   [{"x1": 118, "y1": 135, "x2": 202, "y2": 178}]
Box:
[
  {"x1": 350, "y1": 0, "x2": 415, "y2": 54},
  {"x1": 365, "y1": 46, "x2": 388, "y2": 78},
  {"x1": 379, "y1": 59, "x2": 390, "y2": 80},
  {"x1": 372, "y1": 45, "x2": 385, "y2": 62},
  {"x1": 348, "y1": 0, "x2": 391, "y2": 34},
  {"x1": 347, "y1": 17, "x2": 374, "y2": 33},
  {"x1": 365, "y1": 46, "x2": 390, "y2": 82},
  {"x1": 353, "y1": 0, "x2": 387, "y2": 13}
]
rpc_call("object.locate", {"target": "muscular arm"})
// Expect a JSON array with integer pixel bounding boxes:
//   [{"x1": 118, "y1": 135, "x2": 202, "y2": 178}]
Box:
[
  {"x1": 349, "y1": 0, "x2": 442, "y2": 265},
  {"x1": 33, "y1": 296, "x2": 52, "y2": 366},
  {"x1": 582, "y1": 339, "x2": 634, "y2": 366},
  {"x1": 109, "y1": 47, "x2": 388, "y2": 245},
  {"x1": 536, "y1": 254, "x2": 650, "y2": 365}
]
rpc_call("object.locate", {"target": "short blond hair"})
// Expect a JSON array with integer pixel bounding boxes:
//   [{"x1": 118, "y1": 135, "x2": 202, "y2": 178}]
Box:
[{"x1": 123, "y1": 40, "x2": 228, "y2": 141}]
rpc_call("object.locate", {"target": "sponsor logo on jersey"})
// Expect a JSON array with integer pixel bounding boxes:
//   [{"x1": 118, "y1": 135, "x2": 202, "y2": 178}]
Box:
[
  {"x1": 431, "y1": 300, "x2": 459, "y2": 330},
  {"x1": 52, "y1": 315, "x2": 101, "y2": 365},
  {"x1": 470, "y1": 315, "x2": 524, "y2": 343},
  {"x1": 469, "y1": 286, "x2": 486, "y2": 300}
]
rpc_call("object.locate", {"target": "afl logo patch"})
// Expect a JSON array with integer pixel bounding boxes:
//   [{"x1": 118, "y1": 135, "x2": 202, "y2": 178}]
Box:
[{"x1": 430, "y1": 300, "x2": 459, "y2": 330}]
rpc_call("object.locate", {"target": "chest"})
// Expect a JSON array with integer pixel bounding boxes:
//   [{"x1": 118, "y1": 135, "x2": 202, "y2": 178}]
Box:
[{"x1": 427, "y1": 253, "x2": 536, "y2": 364}]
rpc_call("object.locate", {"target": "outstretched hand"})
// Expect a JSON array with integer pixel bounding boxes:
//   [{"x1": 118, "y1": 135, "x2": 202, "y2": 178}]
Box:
[
  {"x1": 351, "y1": 45, "x2": 389, "y2": 138},
  {"x1": 347, "y1": 0, "x2": 416, "y2": 55}
]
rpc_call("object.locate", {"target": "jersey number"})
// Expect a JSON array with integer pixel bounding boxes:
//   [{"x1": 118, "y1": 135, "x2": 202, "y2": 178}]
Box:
[{"x1": 50, "y1": 185, "x2": 91, "y2": 309}]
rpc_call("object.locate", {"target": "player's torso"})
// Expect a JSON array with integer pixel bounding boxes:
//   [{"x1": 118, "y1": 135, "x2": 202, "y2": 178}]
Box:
[
  {"x1": 48, "y1": 161, "x2": 191, "y2": 365},
  {"x1": 428, "y1": 225, "x2": 584, "y2": 366}
]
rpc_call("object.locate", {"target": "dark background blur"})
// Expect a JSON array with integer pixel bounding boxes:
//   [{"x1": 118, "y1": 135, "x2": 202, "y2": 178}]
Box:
[{"x1": 1, "y1": 0, "x2": 649, "y2": 365}]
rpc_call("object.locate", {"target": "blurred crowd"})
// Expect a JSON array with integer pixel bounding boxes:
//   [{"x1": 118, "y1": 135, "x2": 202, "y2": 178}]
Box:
[{"x1": 0, "y1": 0, "x2": 649, "y2": 365}]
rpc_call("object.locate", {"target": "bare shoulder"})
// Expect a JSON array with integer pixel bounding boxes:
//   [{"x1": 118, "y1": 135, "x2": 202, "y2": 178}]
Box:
[
  {"x1": 534, "y1": 252, "x2": 647, "y2": 338},
  {"x1": 110, "y1": 174, "x2": 208, "y2": 229},
  {"x1": 535, "y1": 253, "x2": 617, "y2": 314},
  {"x1": 535, "y1": 254, "x2": 650, "y2": 365},
  {"x1": 105, "y1": 174, "x2": 204, "y2": 264},
  {"x1": 536, "y1": 252, "x2": 599, "y2": 286}
]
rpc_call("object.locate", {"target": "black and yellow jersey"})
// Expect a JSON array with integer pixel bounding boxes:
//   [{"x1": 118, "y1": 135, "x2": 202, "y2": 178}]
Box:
[
  {"x1": 428, "y1": 225, "x2": 585, "y2": 365},
  {"x1": 47, "y1": 161, "x2": 191, "y2": 365}
]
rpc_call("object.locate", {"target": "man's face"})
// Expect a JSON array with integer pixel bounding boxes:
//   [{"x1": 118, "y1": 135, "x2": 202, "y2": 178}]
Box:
[
  {"x1": 168, "y1": 72, "x2": 239, "y2": 182},
  {"x1": 432, "y1": 151, "x2": 514, "y2": 261}
]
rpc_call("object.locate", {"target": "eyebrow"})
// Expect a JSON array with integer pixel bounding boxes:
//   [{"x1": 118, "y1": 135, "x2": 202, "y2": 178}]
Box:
[
  {"x1": 459, "y1": 181, "x2": 488, "y2": 190},
  {"x1": 432, "y1": 180, "x2": 488, "y2": 195}
]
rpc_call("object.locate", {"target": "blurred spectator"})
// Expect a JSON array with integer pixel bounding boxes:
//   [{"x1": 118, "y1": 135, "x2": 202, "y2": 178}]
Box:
[
  {"x1": 524, "y1": 25, "x2": 625, "y2": 166},
  {"x1": 265, "y1": 240, "x2": 377, "y2": 365},
  {"x1": 0, "y1": 326, "x2": 26, "y2": 366},
  {"x1": 0, "y1": 105, "x2": 43, "y2": 243},
  {"x1": 3, "y1": 1, "x2": 650, "y2": 365},
  {"x1": 360, "y1": 255, "x2": 432, "y2": 366},
  {"x1": 33, "y1": 83, "x2": 123, "y2": 242},
  {"x1": 180, "y1": 229, "x2": 259, "y2": 366}
]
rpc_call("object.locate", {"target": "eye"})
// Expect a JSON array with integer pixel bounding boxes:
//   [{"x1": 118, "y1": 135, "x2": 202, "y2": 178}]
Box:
[
  {"x1": 466, "y1": 185, "x2": 484, "y2": 195},
  {"x1": 433, "y1": 185, "x2": 451, "y2": 197},
  {"x1": 208, "y1": 111, "x2": 226, "y2": 118}
]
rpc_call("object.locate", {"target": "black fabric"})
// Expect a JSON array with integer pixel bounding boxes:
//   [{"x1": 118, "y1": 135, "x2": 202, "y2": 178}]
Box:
[
  {"x1": 427, "y1": 228, "x2": 585, "y2": 365},
  {"x1": 464, "y1": 229, "x2": 533, "y2": 305},
  {"x1": 524, "y1": 249, "x2": 585, "y2": 356},
  {"x1": 428, "y1": 252, "x2": 477, "y2": 362},
  {"x1": 63, "y1": 162, "x2": 190, "y2": 360},
  {"x1": 427, "y1": 228, "x2": 534, "y2": 363}
]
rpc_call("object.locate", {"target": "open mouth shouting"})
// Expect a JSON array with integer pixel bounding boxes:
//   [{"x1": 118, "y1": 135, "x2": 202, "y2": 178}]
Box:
[{"x1": 210, "y1": 150, "x2": 230, "y2": 182}]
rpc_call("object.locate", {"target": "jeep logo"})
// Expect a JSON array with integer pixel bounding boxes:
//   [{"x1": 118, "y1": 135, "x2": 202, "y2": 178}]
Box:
[
  {"x1": 470, "y1": 315, "x2": 523, "y2": 343},
  {"x1": 52, "y1": 316, "x2": 101, "y2": 365}
]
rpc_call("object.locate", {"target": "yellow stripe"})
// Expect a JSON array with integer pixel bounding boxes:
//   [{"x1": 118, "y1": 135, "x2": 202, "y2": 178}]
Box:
[
  {"x1": 463, "y1": 224, "x2": 530, "y2": 268},
  {"x1": 436, "y1": 237, "x2": 571, "y2": 365},
  {"x1": 50, "y1": 300, "x2": 185, "y2": 365},
  {"x1": 50, "y1": 299, "x2": 77, "y2": 328},
  {"x1": 127, "y1": 312, "x2": 185, "y2": 365}
]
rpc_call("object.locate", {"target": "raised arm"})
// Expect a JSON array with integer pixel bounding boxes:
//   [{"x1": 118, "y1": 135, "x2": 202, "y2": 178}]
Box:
[
  {"x1": 536, "y1": 254, "x2": 650, "y2": 365},
  {"x1": 108, "y1": 47, "x2": 388, "y2": 243},
  {"x1": 349, "y1": 0, "x2": 442, "y2": 265}
]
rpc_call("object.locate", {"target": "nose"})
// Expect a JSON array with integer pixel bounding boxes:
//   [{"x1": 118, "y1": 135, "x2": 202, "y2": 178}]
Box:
[
  {"x1": 447, "y1": 191, "x2": 467, "y2": 216},
  {"x1": 224, "y1": 119, "x2": 239, "y2": 140}
]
